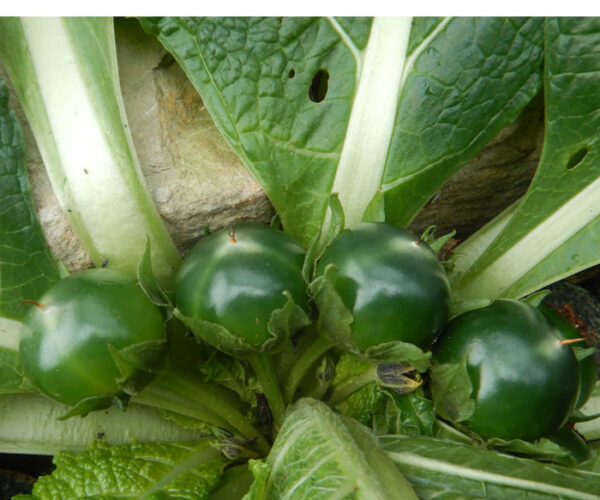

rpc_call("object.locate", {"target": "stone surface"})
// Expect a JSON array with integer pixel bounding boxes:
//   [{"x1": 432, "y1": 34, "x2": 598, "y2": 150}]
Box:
[
  {"x1": 115, "y1": 20, "x2": 273, "y2": 256},
  {"x1": 1, "y1": 19, "x2": 542, "y2": 272}
]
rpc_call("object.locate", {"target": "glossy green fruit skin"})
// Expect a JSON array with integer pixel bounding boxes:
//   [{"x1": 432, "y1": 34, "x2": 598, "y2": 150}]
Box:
[
  {"x1": 174, "y1": 223, "x2": 308, "y2": 348},
  {"x1": 433, "y1": 299, "x2": 580, "y2": 441},
  {"x1": 539, "y1": 304, "x2": 597, "y2": 409},
  {"x1": 316, "y1": 222, "x2": 450, "y2": 350},
  {"x1": 20, "y1": 268, "x2": 165, "y2": 406}
]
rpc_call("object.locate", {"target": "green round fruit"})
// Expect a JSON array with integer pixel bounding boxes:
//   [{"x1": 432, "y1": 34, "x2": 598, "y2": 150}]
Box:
[
  {"x1": 432, "y1": 299, "x2": 580, "y2": 441},
  {"x1": 316, "y1": 222, "x2": 450, "y2": 350},
  {"x1": 174, "y1": 223, "x2": 308, "y2": 349},
  {"x1": 20, "y1": 268, "x2": 165, "y2": 406}
]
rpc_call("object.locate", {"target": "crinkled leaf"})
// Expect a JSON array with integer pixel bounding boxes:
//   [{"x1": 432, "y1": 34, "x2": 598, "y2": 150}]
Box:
[
  {"x1": 175, "y1": 292, "x2": 307, "y2": 357},
  {"x1": 266, "y1": 291, "x2": 311, "y2": 350},
  {"x1": 308, "y1": 265, "x2": 355, "y2": 350},
  {"x1": 374, "y1": 388, "x2": 436, "y2": 437},
  {"x1": 244, "y1": 398, "x2": 418, "y2": 499},
  {"x1": 108, "y1": 339, "x2": 168, "y2": 399},
  {"x1": 332, "y1": 351, "x2": 373, "y2": 385},
  {"x1": 0, "y1": 78, "x2": 59, "y2": 320},
  {"x1": 200, "y1": 351, "x2": 260, "y2": 407},
  {"x1": 364, "y1": 340, "x2": 431, "y2": 373},
  {"x1": 19, "y1": 439, "x2": 226, "y2": 499},
  {"x1": 338, "y1": 384, "x2": 435, "y2": 437},
  {"x1": 302, "y1": 193, "x2": 345, "y2": 281},
  {"x1": 335, "y1": 383, "x2": 383, "y2": 428},
  {"x1": 429, "y1": 361, "x2": 476, "y2": 424},
  {"x1": 486, "y1": 436, "x2": 576, "y2": 466},
  {"x1": 136, "y1": 239, "x2": 172, "y2": 308},
  {"x1": 139, "y1": 17, "x2": 543, "y2": 249},
  {"x1": 381, "y1": 435, "x2": 600, "y2": 499},
  {"x1": 175, "y1": 310, "x2": 257, "y2": 357},
  {"x1": 382, "y1": 18, "x2": 544, "y2": 227},
  {"x1": 451, "y1": 18, "x2": 600, "y2": 302}
]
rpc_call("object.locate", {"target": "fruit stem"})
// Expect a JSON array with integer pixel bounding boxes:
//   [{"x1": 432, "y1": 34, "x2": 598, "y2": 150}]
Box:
[{"x1": 560, "y1": 337, "x2": 585, "y2": 345}]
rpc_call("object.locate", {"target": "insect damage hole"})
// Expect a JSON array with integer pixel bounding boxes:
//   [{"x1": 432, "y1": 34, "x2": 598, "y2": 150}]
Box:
[
  {"x1": 566, "y1": 147, "x2": 588, "y2": 170},
  {"x1": 309, "y1": 69, "x2": 329, "y2": 103}
]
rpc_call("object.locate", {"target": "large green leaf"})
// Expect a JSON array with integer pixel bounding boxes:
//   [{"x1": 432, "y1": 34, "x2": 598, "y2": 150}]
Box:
[
  {"x1": 139, "y1": 17, "x2": 543, "y2": 249},
  {"x1": 382, "y1": 435, "x2": 600, "y2": 499},
  {"x1": 0, "y1": 79, "x2": 59, "y2": 320},
  {"x1": 244, "y1": 398, "x2": 418, "y2": 499},
  {"x1": 15, "y1": 439, "x2": 226, "y2": 499},
  {"x1": 0, "y1": 18, "x2": 180, "y2": 287},
  {"x1": 451, "y1": 18, "x2": 600, "y2": 301}
]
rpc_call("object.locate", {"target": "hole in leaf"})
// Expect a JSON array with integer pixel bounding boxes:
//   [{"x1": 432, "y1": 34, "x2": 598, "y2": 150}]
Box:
[
  {"x1": 309, "y1": 69, "x2": 329, "y2": 103},
  {"x1": 567, "y1": 147, "x2": 588, "y2": 170},
  {"x1": 288, "y1": 69, "x2": 295, "y2": 79}
]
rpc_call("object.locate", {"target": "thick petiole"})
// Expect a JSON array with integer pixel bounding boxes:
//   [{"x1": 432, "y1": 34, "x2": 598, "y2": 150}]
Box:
[
  {"x1": 133, "y1": 365, "x2": 270, "y2": 455},
  {"x1": 283, "y1": 335, "x2": 335, "y2": 403},
  {"x1": 247, "y1": 353, "x2": 286, "y2": 433}
]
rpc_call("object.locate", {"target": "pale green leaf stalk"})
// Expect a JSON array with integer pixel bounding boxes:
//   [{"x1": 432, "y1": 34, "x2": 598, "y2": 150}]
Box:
[
  {"x1": 0, "y1": 17, "x2": 180, "y2": 287},
  {"x1": 324, "y1": 17, "x2": 411, "y2": 234},
  {"x1": 0, "y1": 393, "x2": 208, "y2": 455}
]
